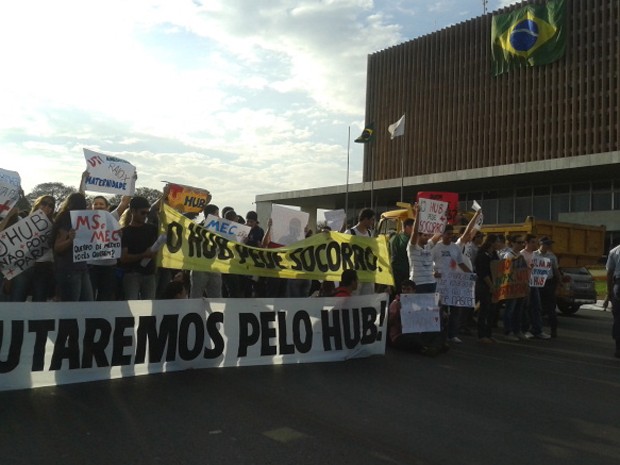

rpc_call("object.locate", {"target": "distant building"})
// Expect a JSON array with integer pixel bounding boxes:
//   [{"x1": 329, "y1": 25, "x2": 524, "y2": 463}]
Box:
[{"x1": 257, "y1": 0, "x2": 620, "y2": 247}]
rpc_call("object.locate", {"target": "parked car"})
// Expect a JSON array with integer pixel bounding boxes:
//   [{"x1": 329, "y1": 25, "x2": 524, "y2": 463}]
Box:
[{"x1": 556, "y1": 267, "x2": 597, "y2": 315}]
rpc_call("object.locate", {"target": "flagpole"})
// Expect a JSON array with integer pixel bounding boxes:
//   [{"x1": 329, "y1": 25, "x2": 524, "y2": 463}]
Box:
[
  {"x1": 370, "y1": 143, "x2": 374, "y2": 210},
  {"x1": 346, "y1": 126, "x2": 350, "y2": 217},
  {"x1": 400, "y1": 140, "x2": 404, "y2": 202}
]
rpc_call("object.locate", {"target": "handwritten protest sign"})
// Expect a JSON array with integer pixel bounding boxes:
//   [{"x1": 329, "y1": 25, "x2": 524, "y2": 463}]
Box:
[
  {"x1": 167, "y1": 182, "x2": 212, "y2": 214},
  {"x1": 70, "y1": 210, "x2": 121, "y2": 263},
  {"x1": 271, "y1": 204, "x2": 309, "y2": 246},
  {"x1": 400, "y1": 293, "x2": 441, "y2": 333},
  {"x1": 417, "y1": 198, "x2": 448, "y2": 234},
  {"x1": 0, "y1": 209, "x2": 53, "y2": 279},
  {"x1": 491, "y1": 257, "x2": 529, "y2": 302},
  {"x1": 437, "y1": 271, "x2": 476, "y2": 307},
  {"x1": 530, "y1": 256, "x2": 551, "y2": 287},
  {"x1": 203, "y1": 214, "x2": 251, "y2": 243},
  {"x1": 83, "y1": 148, "x2": 136, "y2": 196},
  {"x1": 324, "y1": 209, "x2": 346, "y2": 232},
  {"x1": 0, "y1": 168, "x2": 21, "y2": 219},
  {"x1": 417, "y1": 192, "x2": 458, "y2": 224}
]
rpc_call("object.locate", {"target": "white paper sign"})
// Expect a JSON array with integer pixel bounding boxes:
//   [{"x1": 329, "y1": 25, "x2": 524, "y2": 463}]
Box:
[
  {"x1": 324, "y1": 209, "x2": 346, "y2": 232},
  {"x1": 70, "y1": 210, "x2": 122, "y2": 262},
  {"x1": 400, "y1": 293, "x2": 441, "y2": 333},
  {"x1": 271, "y1": 204, "x2": 309, "y2": 246},
  {"x1": 417, "y1": 198, "x2": 448, "y2": 234},
  {"x1": 530, "y1": 256, "x2": 551, "y2": 287},
  {"x1": 83, "y1": 148, "x2": 137, "y2": 196},
  {"x1": 0, "y1": 209, "x2": 53, "y2": 279},
  {"x1": 0, "y1": 168, "x2": 21, "y2": 219},
  {"x1": 203, "y1": 214, "x2": 252, "y2": 243},
  {"x1": 436, "y1": 271, "x2": 476, "y2": 307}
]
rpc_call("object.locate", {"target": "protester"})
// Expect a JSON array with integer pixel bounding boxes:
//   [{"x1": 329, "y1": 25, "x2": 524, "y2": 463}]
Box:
[
  {"x1": 88, "y1": 195, "x2": 130, "y2": 301},
  {"x1": 534, "y1": 236, "x2": 559, "y2": 338},
  {"x1": 605, "y1": 242, "x2": 620, "y2": 358},
  {"x1": 28, "y1": 196, "x2": 57, "y2": 302},
  {"x1": 390, "y1": 218, "x2": 413, "y2": 296},
  {"x1": 53, "y1": 193, "x2": 94, "y2": 302},
  {"x1": 119, "y1": 196, "x2": 159, "y2": 300},
  {"x1": 334, "y1": 269, "x2": 358, "y2": 297},
  {"x1": 407, "y1": 203, "x2": 441, "y2": 294},
  {"x1": 162, "y1": 280, "x2": 188, "y2": 299},
  {"x1": 500, "y1": 234, "x2": 527, "y2": 341},
  {"x1": 519, "y1": 234, "x2": 551, "y2": 339},
  {"x1": 345, "y1": 208, "x2": 375, "y2": 295},
  {"x1": 475, "y1": 234, "x2": 501, "y2": 343},
  {"x1": 190, "y1": 204, "x2": 223, "y2": 298}
]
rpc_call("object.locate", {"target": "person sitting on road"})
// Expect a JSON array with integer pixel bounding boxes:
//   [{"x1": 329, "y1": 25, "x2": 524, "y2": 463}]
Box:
[{"x1": 334, "y1": 270, "x2": 358, "y2": 297}]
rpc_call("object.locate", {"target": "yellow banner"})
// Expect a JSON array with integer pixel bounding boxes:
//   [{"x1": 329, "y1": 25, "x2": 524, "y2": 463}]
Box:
[
  {"x1": 166, "y1": 182, "x2": 212, "y2": 214},
  {"x1": 158, "y1": 204, "x2": 394, "y2": 285}
]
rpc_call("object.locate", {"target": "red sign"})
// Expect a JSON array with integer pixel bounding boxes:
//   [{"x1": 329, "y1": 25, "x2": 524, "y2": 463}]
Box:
[{"x1": 417, "y1": 192, "x2": 459, "y2": 224}]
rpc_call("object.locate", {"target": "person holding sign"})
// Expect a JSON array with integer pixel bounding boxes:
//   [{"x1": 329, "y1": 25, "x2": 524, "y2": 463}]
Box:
[
  {"x1": 534, "y1": 237, "x2": 560, "y2": 338},
  {"x1": 120, "y1": 197, "x2": 159, "y2": 300},
  {"x1": 519, "y1": 234, "x2": 551, "y2": 340},
  {"x1": 431, "y1": 224, "x2": 472, "y2": 343},
  {"x1": 190, "y1": 204, "x2": 223, "y2": 299},
  {"x1": 500, "y1": 235, "x2": 528, "y2": 341},
  {"x1": 407, "y1": 203, "x2": 441, "y2": 294},
  {"x1": 53, "y1": 193, "x2": 94, "y2": 302}
]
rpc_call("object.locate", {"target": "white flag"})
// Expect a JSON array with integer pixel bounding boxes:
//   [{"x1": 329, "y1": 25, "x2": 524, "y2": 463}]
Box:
[{"x1": 388, "y1": 114, "x2": 405, "y2": 140}]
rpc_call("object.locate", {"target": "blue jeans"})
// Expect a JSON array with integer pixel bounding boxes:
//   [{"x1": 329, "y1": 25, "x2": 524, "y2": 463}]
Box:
[
  {"x1": 57, "y1": 269, "x2": 94, "y2": 302},
  {"x1": 9, "y1": 267, "x2": 34, "y2": 302},
  {"x1": 503, "y1": 298, "x2": 523, "y2": 334},
  {"x1": 123, "y1": 272, "x2": 157, "y2": 300}
]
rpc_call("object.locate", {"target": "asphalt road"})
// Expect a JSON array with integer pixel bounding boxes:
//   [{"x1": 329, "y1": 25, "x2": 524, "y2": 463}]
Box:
[{"x1": 1, "y1": 308, "x2": 619, "y2": 465}]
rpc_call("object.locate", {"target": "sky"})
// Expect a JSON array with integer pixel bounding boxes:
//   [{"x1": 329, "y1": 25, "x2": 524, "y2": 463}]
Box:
[{"x1": 0, "y1": 0, "x2": 518, "y2": 216}]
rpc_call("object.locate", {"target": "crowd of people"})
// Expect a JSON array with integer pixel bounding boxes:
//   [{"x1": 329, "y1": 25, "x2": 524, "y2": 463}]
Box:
[{"x1": 1, "y1": 185, "x2": 617, "y2": 358}]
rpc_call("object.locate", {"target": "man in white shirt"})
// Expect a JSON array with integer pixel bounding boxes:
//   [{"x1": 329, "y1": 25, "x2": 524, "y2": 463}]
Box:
[{"x1": 605, "y1": 242, "x2": 620, "y2": 358}]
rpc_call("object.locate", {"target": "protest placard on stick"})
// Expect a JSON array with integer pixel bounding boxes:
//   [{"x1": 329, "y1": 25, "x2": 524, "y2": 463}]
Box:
[{"x1": 417, "y1": 198, "x2": 448, "y2": 234}]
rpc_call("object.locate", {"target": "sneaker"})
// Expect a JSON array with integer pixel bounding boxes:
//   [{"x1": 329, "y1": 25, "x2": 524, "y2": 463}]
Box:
[
  {"x1": 449, "y1": 337, "x2": 463, "y2": 343},
  {"x1": 523, "y1": 331, "x2": 534, "y2": 339},
  {"x1": 504, "y1": 333, "x2": 520, "y2": 342},
  {"x1": 534, "y1": 332, "x2": 551, "y2": 339},
  {"x1": 515, "y1": 332, "x2": 528, "y2": 340}
]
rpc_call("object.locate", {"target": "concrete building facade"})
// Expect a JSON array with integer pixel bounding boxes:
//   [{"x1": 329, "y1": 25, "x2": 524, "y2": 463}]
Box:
[{"x1": 256, "y1": 0, "x2": 620, "y2": 247}]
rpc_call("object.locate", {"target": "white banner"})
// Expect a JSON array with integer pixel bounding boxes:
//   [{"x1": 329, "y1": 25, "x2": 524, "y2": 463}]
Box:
[
  {"x1": 530, "y1": 256, "x2": 551, "y2": 287},
  {"x1": 203, "y1": 214, "x2": 251, "y2": 243},
  {"x1": 83, "y1": 148, "x2": 137, "y2": 196},
  {"x1": 417, "y1": 198, "x2": 448, "y2": 234},
  {"x1": 0, "y1": 294, "x2": 388, "y2": 391},
  {"x1": 70, "y1": 210, "x2": 122, "y2": 262},
  {"x1": 271, "y1": 204, "x2": 309, "y2": 246},
  {"x1": 436, "y1": 271, "x2": 476, "y2": 307},
  {"x1": 0, "y1": 168, "x2": 21, "y2": 219},
  {"x1": 400, "y1": 293, "x2": 441, "y2": 333},
  {"x1": 0, "y1": 209, "x2": 53, "y2": 279}
]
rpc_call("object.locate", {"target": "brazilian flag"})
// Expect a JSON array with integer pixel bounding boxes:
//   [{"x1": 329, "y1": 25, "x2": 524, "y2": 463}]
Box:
[
  {"x1": 491, "y1": 0, "x2": 566, "y2": 76},
  {"x1": 355, "y1": 123, "x2": 375, "y2": 143}
]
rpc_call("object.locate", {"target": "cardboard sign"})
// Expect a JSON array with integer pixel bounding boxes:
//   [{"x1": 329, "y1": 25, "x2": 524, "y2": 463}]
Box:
[
  {"x1": 437, "y1": 271, "x2": 476, "y2": 307},
  {"x1": 324, "y1": 209, "x2": 346, "y2": 232},
  {"x1": 417, "y1": 192, "x2": 459, "y2": 224},
  {"x1": 530, "y1": 256, "x2": 551, "y2": 287},
  {"x1": 417, "y1": 198, "x2": 448, "y2": 234},
  {"x1": 203, "y1": 214, "x2": 252, "y2": 243},
  {"x1": 0, "y1": 209, "x2": 53, "y2": 279},
  {"x1": 400, "y1": 293, "x2": 441, "y2": 333},
  {"x1": 0, "y1": 294, "x2": 388, "y2": 391},
  {"x1": 491, "y1": 258, "x2": 529, "y2": 302},
  {"x1": 70, "y1": 210, "x2": 122, "y2": 262},
  {"x1": 271, "y1": 204, "x2": 309, "y2": 246},
  {"x1": 0, "y1": 168, "x2": 21, "y2": 219},
  {"x1": 83, "y1": 148, "x2": 137, "y2": 196},
  {"x1": 167, "y1": 182, "x2": 211, "y2": 214}
]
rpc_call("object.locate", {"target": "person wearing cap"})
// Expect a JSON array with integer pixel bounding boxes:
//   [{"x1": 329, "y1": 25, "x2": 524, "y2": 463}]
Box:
[
  {"x1": 119, "y1": 196, "x2": 159, "y2": 300},
  {"x1": 534, "y1": 236, "x2": 560, "y2": 337},
  {"x1": 605, "y1": 241, "x2": 620, "y2": 358}
]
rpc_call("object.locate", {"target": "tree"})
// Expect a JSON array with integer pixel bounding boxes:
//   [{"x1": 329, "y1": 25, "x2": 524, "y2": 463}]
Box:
[
  {"x1": 26, "y1": 182, "x2": 77, "y2": 205},
  {"x1": 108, "y1": 187, "x2": 163, "y2": 207}
]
